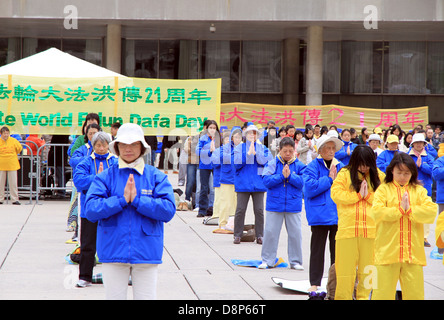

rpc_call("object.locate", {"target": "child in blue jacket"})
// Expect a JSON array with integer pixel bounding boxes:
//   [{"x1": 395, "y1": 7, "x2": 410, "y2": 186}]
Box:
[
  {"x1": 260, "y1": 137, "x2": 306, "y2": 269},
  {"x1": 376, "y1": 134, "x2": 401, "y2": 173},
  {"x1": 303, "y1": 135, "x2": 344, "y2": 292},
  {"x1": 73, "y1": 132, "x2": 118, "y2": 288},
  {"x1": 85, "y1": 123, "x2": 175, "y2": 300},
  {"x1": 233, "y1": 124, "x2": 273, "y2": 244},
  {"x1": 335, "y1": 129, "x2": 357, "y2": 166}
]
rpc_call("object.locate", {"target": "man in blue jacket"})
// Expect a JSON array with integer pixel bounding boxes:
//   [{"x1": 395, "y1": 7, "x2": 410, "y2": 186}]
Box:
[
  {"x1": 303, "y1": 134, "x2": 344, "y2": 292},
  {"x1": 260, "y1": 137, "x2": 306, "y2": 270}
]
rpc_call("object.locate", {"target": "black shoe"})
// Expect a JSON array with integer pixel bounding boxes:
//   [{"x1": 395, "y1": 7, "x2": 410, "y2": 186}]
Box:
[{"x1": 12, "y1": 201, "x2": 21, "y2": 205}]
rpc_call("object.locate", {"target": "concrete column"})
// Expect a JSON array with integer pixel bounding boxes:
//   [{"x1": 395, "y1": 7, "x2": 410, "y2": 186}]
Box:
[
  {"x1": 282, "y1": 38, "x2": 300, "y2": 105},
  {"x1": 306, "y1": 25, "x2": 323, "y2": 106},
  {"x1": 106, "y1": 23, "x2": 121, "y2": 73}
]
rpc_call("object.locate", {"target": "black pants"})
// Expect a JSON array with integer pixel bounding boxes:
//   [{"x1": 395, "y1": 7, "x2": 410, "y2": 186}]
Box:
[
  {"x1": 309, "y1": 225, "x2": 337, "y2": 286},
  {"x1": 234, "y1": 192, "x2": 264, "y2": 239},
  {"x1": 79, "y1": 217, "x2": 98, "y2": 282}
]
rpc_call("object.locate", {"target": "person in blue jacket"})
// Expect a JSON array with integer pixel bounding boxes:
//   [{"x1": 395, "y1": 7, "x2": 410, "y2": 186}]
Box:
[
  {"x1": 212, "y1": 127, "x2": 242, "y2": 233},
  {"x1": 84, "y1": 123, "x2": 176, "y2": 300},
  {"x1": 376, "y1": 134, "x2": 401, "y2": 173},
  {"x1": 69, "y1": 123, "x2": 101, "y2": 170},
  {"x1": 408, "y1": 133, "x2": 436, "y2": 247},
  {"x1": 260, "y1": 137, "x2": 306, "y2": 270},
  {"x1": 432, "y1": 154, "x2": 444, "y2": 215},
  {"x1": 66, "y1": 123, "x2": 102, "y2": 244},
  {"x1": 303, "y1": 134, "x2": 344, "y2": 292},
  {"x1": 73, "y1": 132, "x2": 118, "y2": 288},
  {"x1": 195, "y1": 120, "x2": 220, "y2": 217},
  {"x1": 335, "y1": 129, "x2": 357, "y2": 166},
  {"x1": 233, "y1": 124, "x2": 273, "y2": 244}
]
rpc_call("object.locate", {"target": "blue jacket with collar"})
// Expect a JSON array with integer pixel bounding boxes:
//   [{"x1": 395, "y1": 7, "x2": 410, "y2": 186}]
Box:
[
  {"x1": 262, "y1": 155, "x2": 306, "y2": 213},
  {"x1": 69, "y1": 141, "x2": 93, "y2": 170},
  {"x1": 84, "y1": 162, "x2": 176, "y2": 264},
  {"x1": 73, "y1": 152, "x2": 118, "y2": 218},
  {"x1": 303, "y1": 157, "x2": 344, "y2": 226},
  {"x1": 433, "y1": 156, "x2": 444, "y2": 204},
  {"x1": 408, "y1": 149, "x2": 434, "y2": 196},
  {"x1": 233, "y1": 141, "x2": 272, "y2": 193},
  {"x1": 376, "y1": 149, "x2": 399, "y2": 173},
  {"x1": 335, "y1": 141, "x2": 357, "y2": 166},
  {"x1": 196, "y1": 133, "x2": 214, "y2": 170}
]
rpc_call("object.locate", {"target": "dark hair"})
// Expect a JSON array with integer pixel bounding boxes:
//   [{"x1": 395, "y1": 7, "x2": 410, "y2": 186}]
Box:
[
  {"x1": 279, "y1": 136, "x2": 295, "y2": 149},
  {"x1": 385, "y1": 152, "x2": 420, "y2": 187},
  {"x1": 304, "y1": 126, "x2": 313, "y2": 139},
  {"x1": 403, "y1": 132, "x2": 414, "y2": 148},
  {"x1": 391, "y1": 124, "x2": 403, "y2": 139},
  {"x1": 205, "y1": 120, "x2": 221, "y2": 147},
  {"x1": 341, "y1": 129, "x2": 351, "y2": 136},
  {"x1": 114, "y1": 141, "x2": 147, "y2": 158},
  {"x1": 320, "y1": 126, "x2": 329, "y2": 135},
  {"x1": 345, "y1": 145, "x2": 381, "y2": 193},
  {"x1": 0, "y1": 126, "x2": 9, "y2": 134},
  {"x1": 81, "y1": 113, "x2": 100, "y2": 134},
  {"x1": 84, "y1": 123, "x2": 102, "y2": 143},
  {"x1": 111, "y1": 122, "x2": 121, "y2": 129},
  {"x1": 278, "y1": 127, "x2": 287, "y2": 135}
]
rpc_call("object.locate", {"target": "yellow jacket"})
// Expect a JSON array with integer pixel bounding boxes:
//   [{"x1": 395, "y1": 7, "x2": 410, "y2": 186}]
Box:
[
  {"x1": 372, "y1": 181, "x2": 437, "y2": 266},
  {"x1": 0, "y1": 137, "x2": 22, "y2": 171},
  {"x1": 439, "y1": 143, "x2": 444, "y2": 158},
  {"x1": 435, "y1": 211, "x2": 444, "y2": 251},
  {"x1": 331, "y1": 167, "x2": 385, "y2": 240}
]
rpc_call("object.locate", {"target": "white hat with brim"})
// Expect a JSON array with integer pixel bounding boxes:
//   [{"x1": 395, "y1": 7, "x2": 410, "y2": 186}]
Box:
[
  {"x1": 109, "y1": 123, "x2": 149, "y2": 155},
  {"x1": 368, "y1": 133, "x2": 382, "y2": 143},
  {"x1": 410, "y1": 133, "x2": 428, "y2": 147},
  {"x1": 316, "y1": 135, "x2": 343, "y2": 153},
  {"x1": 243, "y1": 124, "x2": 259, "y2": 136}
]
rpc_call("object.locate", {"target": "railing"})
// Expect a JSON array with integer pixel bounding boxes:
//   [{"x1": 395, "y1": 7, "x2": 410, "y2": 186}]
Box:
[{"x1": 3, "y1": 142, "x2": 152, "y2": 205}]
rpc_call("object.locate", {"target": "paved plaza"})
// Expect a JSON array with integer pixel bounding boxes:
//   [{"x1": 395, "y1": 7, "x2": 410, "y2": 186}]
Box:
[{"x1": 0, "y1": 173, "x2": 443, "y2": 300}]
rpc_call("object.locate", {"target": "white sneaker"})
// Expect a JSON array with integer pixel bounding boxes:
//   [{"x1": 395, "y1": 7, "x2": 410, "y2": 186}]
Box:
[
  {"x1": 258, "y1": 262, "x2": 268, "y2": 269},
  {"x1": 76, "y1": 280, "x2": 92, "y2": 288},
  {"x1": 193, "y1": 207, "x2": 199, "y2": 212},
  {"x1": 290, "y1": 263, "x2": 304, "y2": 271}
]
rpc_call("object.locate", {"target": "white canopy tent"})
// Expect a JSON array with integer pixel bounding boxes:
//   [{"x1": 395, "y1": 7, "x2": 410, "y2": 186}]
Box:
[{"x1": 0, "y1": 47, "x2": 125, "y2": 78}]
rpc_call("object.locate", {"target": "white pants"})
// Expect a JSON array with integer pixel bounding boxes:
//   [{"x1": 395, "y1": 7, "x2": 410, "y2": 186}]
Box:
[
  {"x1": 102, "y1": 263, "x2": 158, "y2": 300},
  {"x1": 0, "y1": 170, "x2": 18, "y2": 202}
]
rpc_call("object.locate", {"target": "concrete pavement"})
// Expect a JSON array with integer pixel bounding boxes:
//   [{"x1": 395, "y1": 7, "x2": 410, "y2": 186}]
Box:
[{"x1": 0, "y1": 173, "x2": 443, "y2": 300}]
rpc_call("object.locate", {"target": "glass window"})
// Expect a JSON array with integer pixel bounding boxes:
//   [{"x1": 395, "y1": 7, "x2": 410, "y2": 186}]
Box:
[
  {"x1": 427, "y1": 42, "x2": 444, "y2": 94},
  {"x1": 0, "y1": 38, "x2": 21, "y2": 67},
  {"x1": 122, "y1": 39, "x2": 158, "y2": 78},
  {"x1": 383, "y1": 41, "x2": 426, "y2": 94},
  {"x1": 241, "y1": 41, "x2": 281, "y2": 92},
  {"x1": 323, "y1": 41, "x2": 340, "y2": 93},
  {"x1": 159, "y1": 40, "x2": 198, "y2": 79},
  {"x1": 201, "y1": 40, "x2": 240, "y2": 92},
  {"x1": 63, "y1": 39, "x2": 103, "y2": 66},
  {"x1": 22, "y1": 38, "x2": 61, "y2": 58},
  {"x1": 341, "y1": 41, "x2": 383, "y2": 94}
]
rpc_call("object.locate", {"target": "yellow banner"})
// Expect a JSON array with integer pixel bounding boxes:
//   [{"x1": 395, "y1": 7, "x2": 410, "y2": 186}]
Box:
[
  {"x1": 220, "y1": 103, "x2": 429, "y2": 131},
  {"x1": 0, "y1": 75, "x2": 221, "y2": 136}
]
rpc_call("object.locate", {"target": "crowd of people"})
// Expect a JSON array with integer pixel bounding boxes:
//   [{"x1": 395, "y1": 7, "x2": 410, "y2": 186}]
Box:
[{"x1": 1, "y1": 113, "x2": 444, "y2": 300}]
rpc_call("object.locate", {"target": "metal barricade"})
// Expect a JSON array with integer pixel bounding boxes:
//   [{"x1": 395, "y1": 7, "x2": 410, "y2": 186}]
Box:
[
  {"x1": 36, "y1": 143, "x2": 73, "y2": 204},
  {"x1": 17, "y1": 141, "x2": 39, "y2": 204}
]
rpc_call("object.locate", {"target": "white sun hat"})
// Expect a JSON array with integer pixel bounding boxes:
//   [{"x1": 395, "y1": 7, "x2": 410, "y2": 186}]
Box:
[
  {"x1": 243, "y1": 124, "x2": 259, "y2": 136},
  {"x1": 368, "y1": 133, "x2": 382, "y2": 143},
  {"x1": 315, "y1": 134, "x2": 343, "y2": 152},
  {"x1": 410, "y1": 133, "x2": 427, "y2": 146},
  {"x1": 109, "y1": 123, "x2": 149, "y2": 155}
]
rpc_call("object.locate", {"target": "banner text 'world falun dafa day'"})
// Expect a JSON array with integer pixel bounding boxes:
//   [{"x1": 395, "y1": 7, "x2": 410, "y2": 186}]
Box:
[{"x1": 0, "y1": 75, "x2": 221, "y2": 136}]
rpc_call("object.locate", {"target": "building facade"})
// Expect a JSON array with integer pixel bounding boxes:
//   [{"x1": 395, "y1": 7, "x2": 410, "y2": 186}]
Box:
[{"x1": 1, "y1": 0, "x2": 444, "y2": 124}]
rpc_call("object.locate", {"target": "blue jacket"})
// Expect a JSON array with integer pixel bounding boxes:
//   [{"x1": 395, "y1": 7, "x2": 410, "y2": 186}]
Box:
[
  {"x1": 432, "y1": 156, "x2": 444, "y2": 204},
  {"x1": 376, "y1": 149, "x2": 399, "y2": 173},
  {"x1": 196, "y1": 133, "x2": 214, "y2": 170},
  {"x1": 335, "y1": 141, "x2": 357, "y2": 166},
  {"x1": 69, "y1": 141, "x2": 93, "y2": 170},
  {"x1": 262, "y1": 155, "x2": 306, "y2": 213},
  {"x1": 233, "y1": 141, "x2": 272, "y2": 192},
  {"x1": 408, "y1": 149, "x2": 434, "y2": 197},
  {"x1": 73, "y1": 152, "x2": 118, "y2": 218},
  {"x1": 303, "y1": 157, "x2": 344, "y2": 226},
  {"x1": 211, "y1": 146, "x2": 222, "y2": 188},
  {"x1": 84, "y1": 161, "x2": 176, "y2": 264}
]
